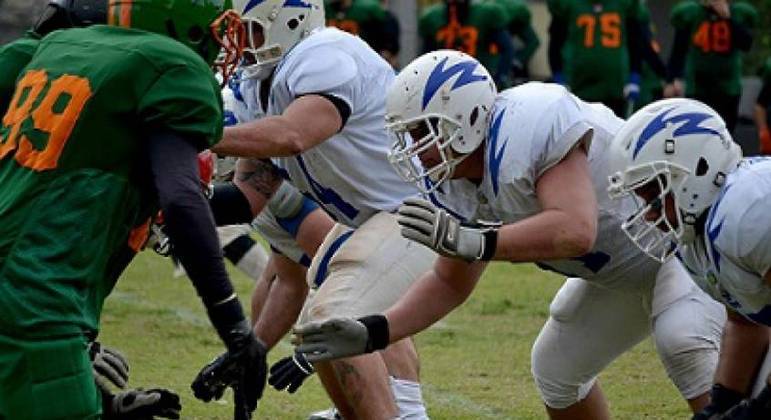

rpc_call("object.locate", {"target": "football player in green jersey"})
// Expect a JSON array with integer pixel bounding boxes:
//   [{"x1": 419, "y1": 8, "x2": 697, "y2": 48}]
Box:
[
  {"x1": 0, "y1": 1, "x2": 262, "y2": 419},
  {"x1": 665, "y1": 0, "x2": 758, "y2": 132},
  {"x1": 489, "y1": 0, "x2": 540, "y2": 86},
  {"x1": 548, "y1": 0, "x2": 643, "y2": 117},
  {"x1": 325, "y1": 0, "x2": 399, "y2": 68},
  {"x1": 419, "y1": 0, "x2": 515, "y2": 87},
  {"x1": 0, "y1": 2, "x2": 188, "y2": 419},
  {"x1": 755, "y1": 57, "x2": 771, "y2": 154},
  {"x1": 635, "y1": 0, "x2": 667, "y2": 112}
]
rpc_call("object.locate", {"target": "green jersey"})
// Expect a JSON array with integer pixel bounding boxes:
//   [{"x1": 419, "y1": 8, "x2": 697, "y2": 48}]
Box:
[
  {"x1": 419, "y1": 0, "x2": 507, "y2": 73},
  {"x1": 0, "y1": 25, "x2": 222, "y2": 338},
  {"x1": 0, "y1": 33, "x2": 40, "y2": 112},
  {"x1": 490, "y1": 0, "x2": 539, "y2": 64},
  {"x1": 548, "y1": 0, "x2": 639, "y2": 101},
  {"x1": 637, "y1": 3, "x2": 663, "y2": 109},
  {"x1": 671, "y1": 1, "x2": 758, "y2": 96},
  {"x1": 325, "y1": 0, "x2": 385, "y2": 37}
]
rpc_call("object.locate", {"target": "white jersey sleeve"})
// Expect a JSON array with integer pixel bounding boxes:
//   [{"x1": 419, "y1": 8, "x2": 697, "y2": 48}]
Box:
[
  {"x1": 266, "y1": 28, "x2": 419, "y2": 227},
  {"x1": 284, "y1": 44, "x2": 358, "y2": 109}
]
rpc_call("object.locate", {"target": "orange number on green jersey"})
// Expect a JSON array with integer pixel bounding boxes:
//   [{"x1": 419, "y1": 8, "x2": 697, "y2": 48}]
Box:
[
  {"x1": 577, "y1": 12, "x2": 622, "y2": 48},
  {"x1": 692, "y1": 21, "x2": 731, "y2": 53},
  {"x1": 0, "y1": 70, "x2": 92, "y2": 171}
]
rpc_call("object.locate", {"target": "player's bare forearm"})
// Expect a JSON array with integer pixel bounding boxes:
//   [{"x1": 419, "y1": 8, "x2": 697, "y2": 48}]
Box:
[
  {"x1": 253, "y1": 254, "x2": 309, "y2": 349},
  {"x1": 713, "y1": 310, "x2": 770, "y2": 394},
  {"x1": 214, "y1": 117, "x2": 304, "y2": 158},
  {"x1": 494, "y1": 146, "x2": 597, "y2": 262},
  {"x1": 233, "y1": 158, "x2": 282, "y2": 216},
  {"x1": 385, "y1": 258, "x2": 486, "y2": 342},
  {"x1": 755, "y1": 105, "x2": 769, "y2": 134}
]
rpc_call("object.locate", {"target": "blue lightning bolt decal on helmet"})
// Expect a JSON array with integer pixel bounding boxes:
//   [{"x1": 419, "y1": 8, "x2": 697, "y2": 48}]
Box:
[
  {"x1": 422, "y1": 57, "x2": 488, "y2": 110},
  {"x1": 633, "y1": 108, "x2": 721, "y2": 159},
  {"x1": 385, "y1": 50, "x2": 497, "y2": 194},
  {"x1": 607, "y1": 98, "x2": 741, "y2": 263}
]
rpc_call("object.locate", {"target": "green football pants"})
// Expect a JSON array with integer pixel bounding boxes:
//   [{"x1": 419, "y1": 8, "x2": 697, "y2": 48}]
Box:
[{"x1": 0, "y1": 333, "x2": 100, "y2": 419}]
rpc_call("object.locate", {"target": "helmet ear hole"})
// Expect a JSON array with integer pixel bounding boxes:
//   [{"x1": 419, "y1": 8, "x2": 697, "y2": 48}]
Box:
[
  {"x1": 469, "y1": 106, "x2": 479, "y2": 127},
  {"x1": 695, "y1": 157, "x2": 709, "y2": 176},
  {"x1": 287, "y1": 18, "x2": 299, "y2": 30},
  {"x1": 188, "y1": 25, "x2": 205, "y2": 44}
]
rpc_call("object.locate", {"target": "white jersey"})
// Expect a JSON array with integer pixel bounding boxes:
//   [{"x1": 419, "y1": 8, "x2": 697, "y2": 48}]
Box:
[
  {"x1": 456, "y1": 83, "x2": 660, "y2": 287},
  {"x1": 678, "y1": 157, "x2": 771, "y2": 325},
  {"x1": 240, "y1": 27, "x2": 418, "y2": 227}
]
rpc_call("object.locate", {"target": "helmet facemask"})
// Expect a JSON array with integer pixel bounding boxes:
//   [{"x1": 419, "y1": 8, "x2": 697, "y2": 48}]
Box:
[
  {"x1": 211, "y1": 9, "x2": 246, "y2": 86},
  {"x1": 609, "y1": 161, "x2": 692, "y2": 263},
  {"x1": 234, "y1": 0, "x2": 324, "y2": 80},
  {"x1": 387, "y1": 114, "x2": 465, "y2": 194}
]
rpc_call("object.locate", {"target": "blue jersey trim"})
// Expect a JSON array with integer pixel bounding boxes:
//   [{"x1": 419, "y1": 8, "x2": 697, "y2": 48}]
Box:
[{"x1": 313, "y1": 231, "x2": 355, "y2": 288}]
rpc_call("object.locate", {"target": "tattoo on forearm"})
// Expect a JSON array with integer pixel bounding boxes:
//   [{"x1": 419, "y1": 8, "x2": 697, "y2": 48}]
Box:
[
  {"x1": 236, "y1": 159, "x2": 282, "y2": 199},
  {"x1": 335, "y1": 360, "x2": 365, "y2": 404}
]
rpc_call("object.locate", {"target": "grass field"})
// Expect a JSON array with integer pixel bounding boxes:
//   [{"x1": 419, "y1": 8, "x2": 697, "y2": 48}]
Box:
[{"x1": 100, "y1": 251, "x2": 693, "y2": 419}]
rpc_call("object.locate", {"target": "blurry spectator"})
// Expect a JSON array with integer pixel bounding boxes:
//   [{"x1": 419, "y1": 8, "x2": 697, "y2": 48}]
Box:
[
  {"x1": 488, "y1": 0, "x2": 540, "y2": 87},
  {"x1": 665, "y1": 0, "x2": 757, "y2": 132},
  {"x1": 325, "y1": 0, "x2": 399, "y2": 68},
  {"x1": 547, "y1": 0, "x2": 643, "y2": 117},
  {"x1": 419, "y1": 0, "x2": 514, "y2": 88},
  {"x1": 756, "y1": 56, "x2": 771, "y2": 154},
  {"x1": 0, "y1": 0, "x2": 46, "y2": 44},
  {"x1": 636, "y1": 0, "x2": 667, "y2": 112}
]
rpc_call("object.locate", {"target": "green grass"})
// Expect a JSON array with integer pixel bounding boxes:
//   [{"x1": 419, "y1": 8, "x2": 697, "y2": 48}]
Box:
[{"x1": 100, "y1": 253, "x2": 691, "y2": 419}]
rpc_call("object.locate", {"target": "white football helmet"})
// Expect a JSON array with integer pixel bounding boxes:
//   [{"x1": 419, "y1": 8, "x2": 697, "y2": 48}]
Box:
[
  {"x1": 386, "y1": 50, "x2": 496, "y2": 193},
  {"x1": 232, "y1": 0, "x2": 324, "y2": 80},
  {"x1": 607, "y1": 98, "x2": 742, "y2": 262}
]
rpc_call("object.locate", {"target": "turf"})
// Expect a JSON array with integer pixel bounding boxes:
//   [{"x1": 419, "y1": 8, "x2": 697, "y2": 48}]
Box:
[{"x1": 99, "y1": 252, "x2": 691, "y2": 419}]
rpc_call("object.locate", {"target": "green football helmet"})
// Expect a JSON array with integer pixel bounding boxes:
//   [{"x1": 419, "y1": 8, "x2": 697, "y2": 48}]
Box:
[{"x1": 107, "y1": 0, "x2": 244, "y2": 79}]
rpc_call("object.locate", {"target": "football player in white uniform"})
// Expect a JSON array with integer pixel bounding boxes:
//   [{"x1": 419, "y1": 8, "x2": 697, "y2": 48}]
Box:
[
  {"x1": 292, "y1": 51, "x2": 726, "y2": 420},
  {"x1": 606, "y1": 98, "x2": 771, "y2": 419},
  {"x1": 217, "y1": 80, "x2": 337, "y2": 392},
  {"x1": 197, "y1": 1, "x2": 436, "y2": 418}
]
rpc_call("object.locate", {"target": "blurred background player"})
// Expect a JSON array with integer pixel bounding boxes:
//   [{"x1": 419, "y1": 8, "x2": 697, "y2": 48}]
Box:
[
  {"x1": 325, "y1": 0, "x2": 400, "y2": 68},
  {"x1": 547, "y1": 0, "x2": 643, "y2": 117},
  {"x1": 755, "y1": 56, "x2": 771, "y2": 155},
  {"x1": 635, "y1": 0, "x2": 667, "y2": 112},
  {"x1": 664, "y1": 0, "x2": 758, "y2": 133},
  {"x1": 487, "y1": 0, "x2": 540, "y2": 87},
  {"x1": 419, "y1": 0, "x2": 515, "y2": 88}
]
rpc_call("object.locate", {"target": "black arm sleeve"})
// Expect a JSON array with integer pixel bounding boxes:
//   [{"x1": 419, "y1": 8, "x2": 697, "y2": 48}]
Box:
[
  {"x1": 758, "y1": 81, "x2": 771, "y2": 108},
  {"x1": 667, "y1": 28, "x2": 689, "y2": 81},
  {"x1": 548, "y1": 16, "x2": 567, "y2": 74},
  {"x1": 148, "y1": 131, "x2": 245, "y2": 337},
  {"x1": 730, "y1": 18, "x2": 753, "y2": 51},
  {"x1": 209, "y1": 182, "x2": 255, "y2": 226},
  {"x1": 639, "y1": 24, "x2": 667, "y2": 79},
  {"x1": 626, "y1": 17, "x2": 643, "y2": 74}
]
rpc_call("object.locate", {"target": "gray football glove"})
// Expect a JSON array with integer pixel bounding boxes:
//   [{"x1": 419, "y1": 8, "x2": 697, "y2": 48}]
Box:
[
  {"x1": 293, "y1": 315, "x2": 390, "y2": 363},
  {"x1": 89, "y1": 341, "x2": 129, "y2": 391},
  {"x1": 397, "y1": 198, "x2": 497, "y2": 262},
  {"x1": 106, "y1": 388, "x2": 181, "y2": 419}
]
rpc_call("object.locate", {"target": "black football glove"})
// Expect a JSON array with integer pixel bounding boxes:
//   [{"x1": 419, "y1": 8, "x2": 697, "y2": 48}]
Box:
[
  {"x1": 89, "y1": 341, "x2": 130, "y2": 391},
  {"x1": 268, "y1": 352, "x2": 315, "y2": 394},
  {"x1": 104, "y1": 388, "x2": 181, "y2": 420},
  {"x1": 191, "y1": 320, "x2": 267, "y2": 420},
  {"x1": 693, "y1": 384, "x2": 745, "y2": 420},
  {"x1": 719, "y1": 384, "x2": 771, "y2": 420}
]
